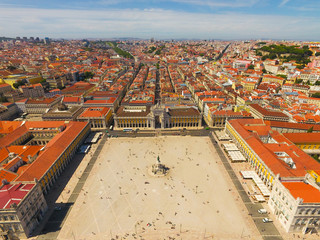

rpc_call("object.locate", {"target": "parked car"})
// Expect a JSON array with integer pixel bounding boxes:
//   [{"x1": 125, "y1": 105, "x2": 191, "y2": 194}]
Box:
[
  {"x1": 258, "y1": 209, "x2": 267, "y2": 214},
  {"x1": 262, "y1": 218, "x2": 272, "y2": 223}
]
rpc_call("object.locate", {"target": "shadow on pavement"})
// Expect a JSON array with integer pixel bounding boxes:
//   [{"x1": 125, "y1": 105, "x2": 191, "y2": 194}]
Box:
[
  {"x1": 30, "y1": 152, "x2": 86, "y2": 237},
  {"x1": 40, "y1": 203, "x2": 74, "y2": 234}
]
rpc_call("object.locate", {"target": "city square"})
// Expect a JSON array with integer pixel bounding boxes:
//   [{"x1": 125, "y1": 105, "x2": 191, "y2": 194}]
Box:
[{"x1": 58, "y1": 136, "x2": 260, "y2": 239}]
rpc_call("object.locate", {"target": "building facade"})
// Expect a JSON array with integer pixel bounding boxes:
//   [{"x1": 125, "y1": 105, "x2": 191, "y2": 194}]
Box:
[
  {"x1": 269, "y1": 177, "x2": 320, "y2": 233},
  {"x1": 20, "y1": 84, "x2": 45, "y2": 99},
  {"x1": 25, "y1": 97, "x2": 61, "y2": 114},
  {"x1": 249, "y1": 104, "x2": 289, "y2": 122},
  {"x1": 114, "y1": 106, "x2": 154, "y2": 129},
  {"x1": 78, "y1": 107, "x2": 112, "y2": 130},
  {"x1": 0, "y1": 182, "x2": 48, "y2": 239},
  {"x1": 114, "y1": 105, "x2": 202, "y2": 129}
]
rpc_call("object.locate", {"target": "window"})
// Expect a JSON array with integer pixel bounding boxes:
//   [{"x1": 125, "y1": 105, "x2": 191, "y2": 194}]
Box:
[
  {"x1": 10, "y1": 216, "x2": 15, "y2": 221},
  {"x1": 14, "y1": 224, "x2": 19, "y2": 231},
  {"x1": 3, "y1": 216, "x2": 8, "y2": 221}
]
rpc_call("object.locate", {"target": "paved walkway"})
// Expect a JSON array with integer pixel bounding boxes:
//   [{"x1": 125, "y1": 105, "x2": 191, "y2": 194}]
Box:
[
  {"x1": 209, "y1": 132, "x2": 283, "y2": 240},
  {"x1": 37, "y1": 134, "x2": 108, "y2": 240}
]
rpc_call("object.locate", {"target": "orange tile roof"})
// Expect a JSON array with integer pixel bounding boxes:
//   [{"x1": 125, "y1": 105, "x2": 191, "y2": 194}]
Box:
[
  {"x1": 79, "y1": 107, "x2": 111, "y2": 118},
  {"x1": 0, "y1": 125, "x2": 29, "y2": 150},
  {"x1": 63, "y1": 96, "x2": 81, "y2": 103},
  {"x1": 283, "y1": 133, "x2": 320, "y2": 144},
  {"x1": 250, "y1": 104, "x2": 288, "y2": 118},
  {"x1": 27, "y1": 97, "x2": 59, "y2": 105},
  {"x1": 228, "y1": 119, "x2": 320, "y2": 178},
  {"x1": 244, "y1": 125, "x2": 272, "y2": 136},
  {"x1": 0, "y1": 121, "x2": 23, "y2": 135},
  {"x1": 282, "y1": 182, "x2": 320, "y2": 203},
  {"x1": 265, "y1": 121, "x2": 320, "y2": 131},
  {"x1": 3, "y1": 157, "x2": 22, "y2": 171},
  {"x1": 0, "y1": 169, "x2": 18, "y2": 183},
  {"x1": 15, "y1": 121, "x2": 88, "y2": 181}
]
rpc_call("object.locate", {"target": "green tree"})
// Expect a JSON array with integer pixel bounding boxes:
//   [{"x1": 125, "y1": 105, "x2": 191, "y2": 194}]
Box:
[
  {"x1": 84, "y1": 71, "x2": 94, "y2": 79},
  {"x1": 276, "y1": 74, "x2": 287, "y2": 79},
  {"x1": 7, "y1": 65, "x2": 16, "y2": 71},
  {"x1": 315, "y1": 80, "x2": 320, "y2": 86},
  {"x1": 148, "y1": 46, "x2": 156, "y2": 53},
  {"x1": 315, "y1": 52, "x2": 320, "y2": 56},
  {"x1": 307, "y1": 126, "x2": 314, "y2": 133},
  {"x1": 311, "y1": 92, "x2": 320, "y2": 98},
  {"x1": 13, "y1": 83, "x2": 19, "y2": 89},
  {"x1": 12, "y1": 80, "x2": 25, "y2": 89},
  {"x1": 155, "y1": 49, "x2": 161, "y2": 55},
  {"x1": 248, "y1": 64, "x2": 255, "y2": 70}
]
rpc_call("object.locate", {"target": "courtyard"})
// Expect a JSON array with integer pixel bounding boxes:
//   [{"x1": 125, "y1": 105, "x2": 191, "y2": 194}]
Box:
[{"x1": 57, "y1": 136, "x2": 260, "y2": 239}]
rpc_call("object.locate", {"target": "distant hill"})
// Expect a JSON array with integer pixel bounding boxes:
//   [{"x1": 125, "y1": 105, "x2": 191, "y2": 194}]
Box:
[{"x1": 0, "y1": 37, "x2": 14, "y2": 41}]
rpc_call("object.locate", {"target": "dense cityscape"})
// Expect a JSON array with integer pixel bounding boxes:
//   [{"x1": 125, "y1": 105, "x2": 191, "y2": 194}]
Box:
[{"x1": 0, "y1": 36, "x2": 320, "y2": 240}]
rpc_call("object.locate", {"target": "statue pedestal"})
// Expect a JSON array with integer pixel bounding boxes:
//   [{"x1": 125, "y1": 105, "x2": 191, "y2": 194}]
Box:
[{"x1": 148, "y1": 163, "x2": 170, "y2": 177}]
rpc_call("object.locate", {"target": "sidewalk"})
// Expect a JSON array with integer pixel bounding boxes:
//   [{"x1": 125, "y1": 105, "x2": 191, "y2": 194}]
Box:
[
  {"x1": 209, "y1": 132, "x2": 283, "y2": 240},
  {"x1": 30, "y1": 134, "x2": 107, "y2": 240}
]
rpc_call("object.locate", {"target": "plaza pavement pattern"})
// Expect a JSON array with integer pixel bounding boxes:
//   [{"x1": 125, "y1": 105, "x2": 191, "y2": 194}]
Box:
[{"x1": 56, "y1": 136, "x2": 260, "y2": 239}]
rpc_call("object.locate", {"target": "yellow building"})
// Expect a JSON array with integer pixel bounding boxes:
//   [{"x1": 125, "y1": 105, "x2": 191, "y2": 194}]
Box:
[
  {"x1": 1, "y1": 75, "x2": 27, "y2": 88},
  {"x1": 226, "y1": 119, "x2": 320, "y2": 189},
  {"x1": 114, "y1": 106, "x2": 154, "y2": 129},
  {"x1": 114, "y1": 106, "x2": 201, "y2": 129},
  {"x1": 0, "y1": 75, "x2": 43, "y2": 88},
  {"x1": 262, "y1": 75, "x2": 285, "y2": 86},
  {"x1": 283, "y1": 132, "x2": 320, "y2": 150},
  {"x1": 241, "y1": 80, "x2": 256, "y2": 91},
  {"x1": 0, "y1": 121, "x2": 90, "y2": 194},
  {"x1": 78, "y1": 107, "x2": 113, "y2": 130}
]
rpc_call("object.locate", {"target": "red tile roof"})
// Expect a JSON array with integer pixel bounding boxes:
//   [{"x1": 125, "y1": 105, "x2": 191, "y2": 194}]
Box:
[{"x1": 0, "y1": 183, "x2": 34, "y2": 209}]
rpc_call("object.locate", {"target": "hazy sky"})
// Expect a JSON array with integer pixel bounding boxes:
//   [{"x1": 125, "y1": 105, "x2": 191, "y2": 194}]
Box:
[{"x1": 0, "y1": 0, "x2": 319, "y2": 40}]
